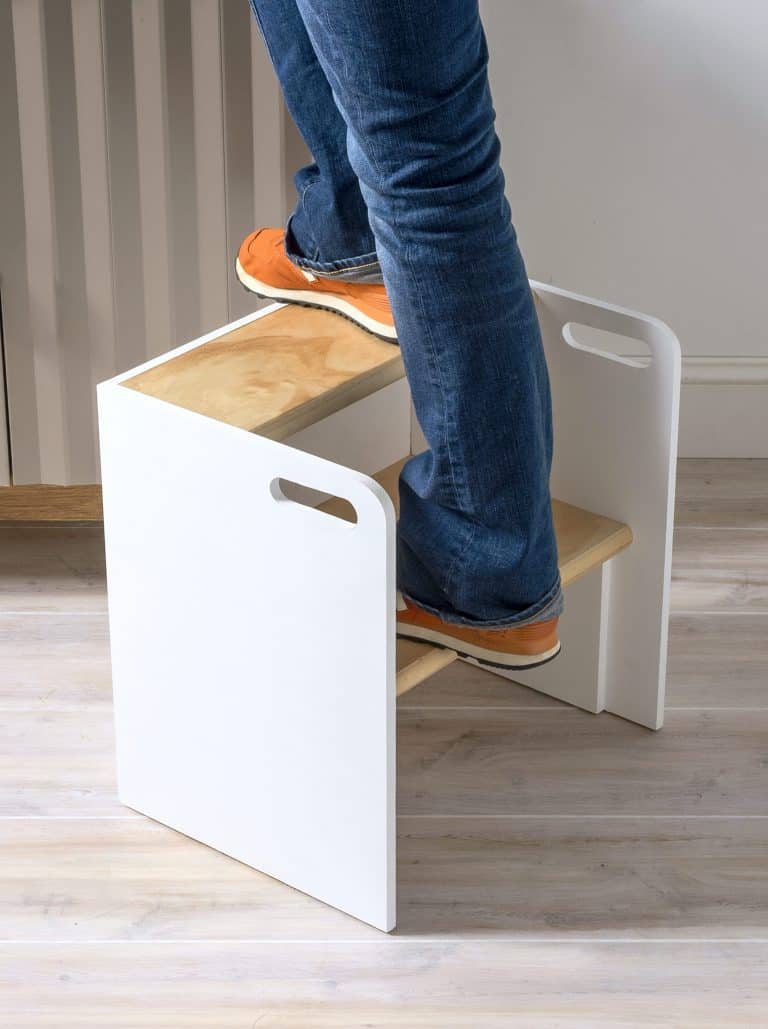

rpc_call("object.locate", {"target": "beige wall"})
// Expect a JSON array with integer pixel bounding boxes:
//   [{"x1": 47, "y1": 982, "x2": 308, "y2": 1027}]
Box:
[{"x1": 483, "y1": 0, "x2": 768, "y2": 455}]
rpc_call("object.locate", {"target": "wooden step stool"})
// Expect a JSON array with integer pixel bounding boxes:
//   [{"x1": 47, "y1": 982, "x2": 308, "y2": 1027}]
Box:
[{"x1": 97, "y1": 281, "x2": 680, "y2": 931}]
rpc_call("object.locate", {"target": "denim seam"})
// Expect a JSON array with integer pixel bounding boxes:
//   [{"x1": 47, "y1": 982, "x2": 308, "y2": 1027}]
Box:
[
  {"x1": 340, "y1": 90, "x2": 466, "y2": 545},
  {"x1": 355, "y1": 117, "x2": 474, "y2": 592},
  {"x1": 403, "y1": 241, "x2": 464, "y2": 515},
  {"x1": 293, "y1": 178, "x2": 321, "y2": 263},
  {"x1": 442, "y1": 515, "x2": 478, "y2": 605},
  {"x1": 407, "y1": 251, "x2": 470, "y2": 597}
]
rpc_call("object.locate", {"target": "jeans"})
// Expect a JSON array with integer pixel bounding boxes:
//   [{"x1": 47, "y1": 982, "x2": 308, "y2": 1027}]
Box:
[{"x1": 249, "y1": 0, "x2": 563, "y2": 627}]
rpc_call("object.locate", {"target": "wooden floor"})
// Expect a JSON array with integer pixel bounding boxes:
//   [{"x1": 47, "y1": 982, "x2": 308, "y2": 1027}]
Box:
[{"x1": 2, "y1": 459, "x2": 767, "y2": 1026}]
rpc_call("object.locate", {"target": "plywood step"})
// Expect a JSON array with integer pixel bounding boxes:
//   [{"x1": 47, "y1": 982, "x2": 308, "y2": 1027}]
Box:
[
  {"x1": 346, "y1": 462, "x2": 633, "y2": 696},
  {"x1": 123, "y1": 305, "x2": 404, "y2": 441}
]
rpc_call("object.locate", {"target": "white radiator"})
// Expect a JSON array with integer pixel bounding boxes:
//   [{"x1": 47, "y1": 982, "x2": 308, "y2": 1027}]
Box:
[{"x1": 1, "y1": 0, "x2": 288, "y2": 484}]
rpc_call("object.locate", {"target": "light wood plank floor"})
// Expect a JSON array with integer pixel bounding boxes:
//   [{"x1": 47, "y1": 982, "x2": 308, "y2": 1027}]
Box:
[{"x1": 1, "y1": 460, "x2": 767, "y2": 1026}]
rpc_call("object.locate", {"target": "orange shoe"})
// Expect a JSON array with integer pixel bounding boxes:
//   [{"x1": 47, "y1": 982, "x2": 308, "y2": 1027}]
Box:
[
  {"x1": 396, "y1": 593, "x2": 561, "y2": 670},
  {"x1": 236, "y1": 228, "x2": 397, "y2": 341}
]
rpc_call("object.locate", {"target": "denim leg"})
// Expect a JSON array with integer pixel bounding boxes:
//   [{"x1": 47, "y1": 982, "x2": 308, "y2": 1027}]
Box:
[
  {"x1": 292, "y1": 0, "x2": 562, "y2": 627},
  {"x1": 248, "y1": 0, "x2": 382, "y2": 279}
]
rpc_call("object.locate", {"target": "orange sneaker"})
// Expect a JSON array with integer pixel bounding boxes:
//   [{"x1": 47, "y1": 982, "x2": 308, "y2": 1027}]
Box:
[
  {"x1": 396, "y1": 593, "x2": 561, "y2": 670},
  {"x1": 236, "y1": 228, "x2": 397, "y2": 341}
]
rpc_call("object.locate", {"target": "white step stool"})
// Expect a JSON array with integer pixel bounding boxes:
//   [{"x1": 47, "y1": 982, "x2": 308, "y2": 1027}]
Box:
[{"x1": 97, "y1": 281, "x2": 680, "y2": 932}]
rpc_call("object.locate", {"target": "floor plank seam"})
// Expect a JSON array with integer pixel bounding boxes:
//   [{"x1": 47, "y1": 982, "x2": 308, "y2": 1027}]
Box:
[
  {"x1": 6, "y1": 813, "x2": 768, "y2": 821},
  {"x1": 396, "y1": 813, "x2": 768, "y2": 820},
  {"x1": 669, "y1": 610, "x2": 768, "y2": 617},
  {"x1": 4, "y1": 938, "x2": 768, "y2": 946},
  {"x1": 399, "y1": 705, "x2": 768, "y2": 713},
  {"x1": 676, "y1": 525, "x2": 768, "y2": 531}
]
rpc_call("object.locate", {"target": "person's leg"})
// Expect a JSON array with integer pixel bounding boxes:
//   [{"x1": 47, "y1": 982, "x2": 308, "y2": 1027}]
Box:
[
  {"x1": 248, "y1": 0, "x2": 382, "y2": 281},
  {"x1": 288, "y1": 0, "x2": 562, "y2": 633}
]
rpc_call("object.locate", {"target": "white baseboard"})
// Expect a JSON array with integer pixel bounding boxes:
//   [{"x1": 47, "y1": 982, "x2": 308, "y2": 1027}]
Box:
[{"x1": 679, "y1": 358, "x2": 768, "y2": 458}]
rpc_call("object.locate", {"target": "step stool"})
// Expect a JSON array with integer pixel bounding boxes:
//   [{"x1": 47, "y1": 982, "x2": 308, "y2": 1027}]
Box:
[{"x1": 97, "y1": 281, "x2": 681, "y2": 932}]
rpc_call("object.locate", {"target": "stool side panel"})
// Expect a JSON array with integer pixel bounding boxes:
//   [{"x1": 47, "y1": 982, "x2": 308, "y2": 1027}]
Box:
[
  {"x1": 533, "y1": 283, "x2": 681, "y2": 729},
  {"x1": 97, "y1": 382, "x2": 396, "y2": 931}
]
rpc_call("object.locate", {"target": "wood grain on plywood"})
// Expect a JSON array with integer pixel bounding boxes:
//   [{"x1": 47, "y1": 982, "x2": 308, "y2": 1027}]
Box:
[
  {"x1": 0, "y1": 484, "x2": 102, "y2": 521},
  {"x1": 122, "y1": 305, "x2": 404, "y2": 440}
]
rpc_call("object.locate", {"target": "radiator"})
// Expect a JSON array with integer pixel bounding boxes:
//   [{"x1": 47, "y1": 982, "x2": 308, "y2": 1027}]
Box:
[{"x1": 1, "y1": 0, "x2": 288, "y2": 484}]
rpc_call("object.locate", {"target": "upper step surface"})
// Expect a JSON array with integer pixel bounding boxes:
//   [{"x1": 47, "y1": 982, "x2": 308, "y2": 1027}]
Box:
[{"x1": 122, "y1": 305, "x2": 404, "y2": 441}]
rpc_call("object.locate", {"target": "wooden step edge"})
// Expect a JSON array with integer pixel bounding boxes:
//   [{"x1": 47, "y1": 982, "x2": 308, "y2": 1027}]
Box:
[
  {"x1": 559, "y1": 520, "x2": 634, "y2": 588},
  {"x1": 0, "y1": 484, "x2": 103, "y2": 522},
  {"x1": 396, "y1": 640, "x2": 458, "y2": 697}
]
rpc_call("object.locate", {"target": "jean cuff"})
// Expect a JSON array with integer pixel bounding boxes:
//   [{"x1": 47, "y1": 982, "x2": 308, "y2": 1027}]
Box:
[
  {"x1": 399, "y1": 575, "x2": 564, "y2": 630},
  {"x1": 284, "y1": 214, "x2": 384, "y2": 283}
]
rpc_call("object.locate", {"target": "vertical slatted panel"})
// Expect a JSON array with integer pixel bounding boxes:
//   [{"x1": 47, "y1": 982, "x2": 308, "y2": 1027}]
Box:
[
  {"x1": 10, "y1": 0, "x2": 68, "y2": 483},
  {"x1": 0, "y1": 334, "x2": 9, "y2": 485},
  {"x1": 71, "y1": 0, "x2": 118, "y2": 460},
  {"x1": 221, "y1": 0, "x2": 256, "y2": 321},
  {"x1": 251, "y1": 11, "x2": 285, "y2": 230},
  {"x1": 0, "y1": 0, "x2": 31, "y2": 485},
  {"x1": 102, "y1": 0, "x2": 147, "y2": 378},
  {"x1": 131, "y1": 0, "x2": 175, "y2": 356},
  {"x1": 2, "y1": 0, "x2": 286, "y2": 485},
  {"x1": 190, "y1": 0, "x2": 229, "y2": 332},
  {"x1": 45, "y1": 0, "x2": 97, "y2": 483},
  {"x1": 164, "y1": 0, "x2": 201, "y2": 345}
]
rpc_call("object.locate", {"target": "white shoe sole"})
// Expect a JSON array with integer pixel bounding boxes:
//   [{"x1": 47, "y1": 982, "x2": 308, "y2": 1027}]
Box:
[
  {"x1": 236, "y1": 258, "x2": 398, "y2": 342},
  {"x1": 396, "y1": 621, "x2": 562, "y2": 670}
]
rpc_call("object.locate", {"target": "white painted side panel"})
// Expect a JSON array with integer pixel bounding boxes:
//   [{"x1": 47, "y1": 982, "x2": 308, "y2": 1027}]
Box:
[
  {"x1": 486, "y1": 568, "x2": 608, "y2": 715},
  {"x1": 412, "y1": 283, "x2": 680, "y2": 729},
  {"x1": 530, "y1": 282, "x2": 681, "y2": 729},
  {"x1": 97, "y1": 382, "x2": 396, "y2": 931}
]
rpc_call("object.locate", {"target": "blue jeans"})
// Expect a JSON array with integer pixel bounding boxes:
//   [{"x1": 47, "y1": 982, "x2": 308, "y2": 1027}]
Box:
[{"x1": 249, "y1": 0, "x2": 563, "y2": 627}]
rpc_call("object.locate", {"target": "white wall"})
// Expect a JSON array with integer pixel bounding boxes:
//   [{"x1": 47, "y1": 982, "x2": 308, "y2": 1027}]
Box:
[{"x1": 483, "y1": 0, "x2": 768, "y2": 456}]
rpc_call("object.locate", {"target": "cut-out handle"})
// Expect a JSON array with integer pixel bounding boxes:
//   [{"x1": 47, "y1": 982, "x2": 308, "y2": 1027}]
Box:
[
  {"x1": 270, "y1": 477, "x2": 358, "y2": 525},
  {"x1": 562, "y1": 322, "x2": 651, "y2": 370}
]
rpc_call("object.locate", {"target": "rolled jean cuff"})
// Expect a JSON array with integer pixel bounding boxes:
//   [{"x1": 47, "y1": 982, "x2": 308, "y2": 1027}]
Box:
[
  {"x1": 399, "y1": 575, "x2": 564, "y2": 630},
  {"x1": 284, "y1": 215, "x2": 385, "y2": 283}
]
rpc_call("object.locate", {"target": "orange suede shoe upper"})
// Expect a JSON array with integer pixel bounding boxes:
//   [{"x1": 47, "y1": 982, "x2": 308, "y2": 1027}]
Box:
[
  {"x1": 238, "y1": 228, "x2": 394, "y2": 329},
  {"x1": 396, "y1": 595, "x2": 559, "y2": 657}
]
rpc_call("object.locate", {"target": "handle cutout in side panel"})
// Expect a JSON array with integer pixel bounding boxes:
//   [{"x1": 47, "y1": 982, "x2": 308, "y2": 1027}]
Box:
[
  {"x1": 270, "y1": 477, "x2": 358, "y2": 525},
  {"x1": 562, "y1": 323, "x2": 651, "y2": 369}
]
